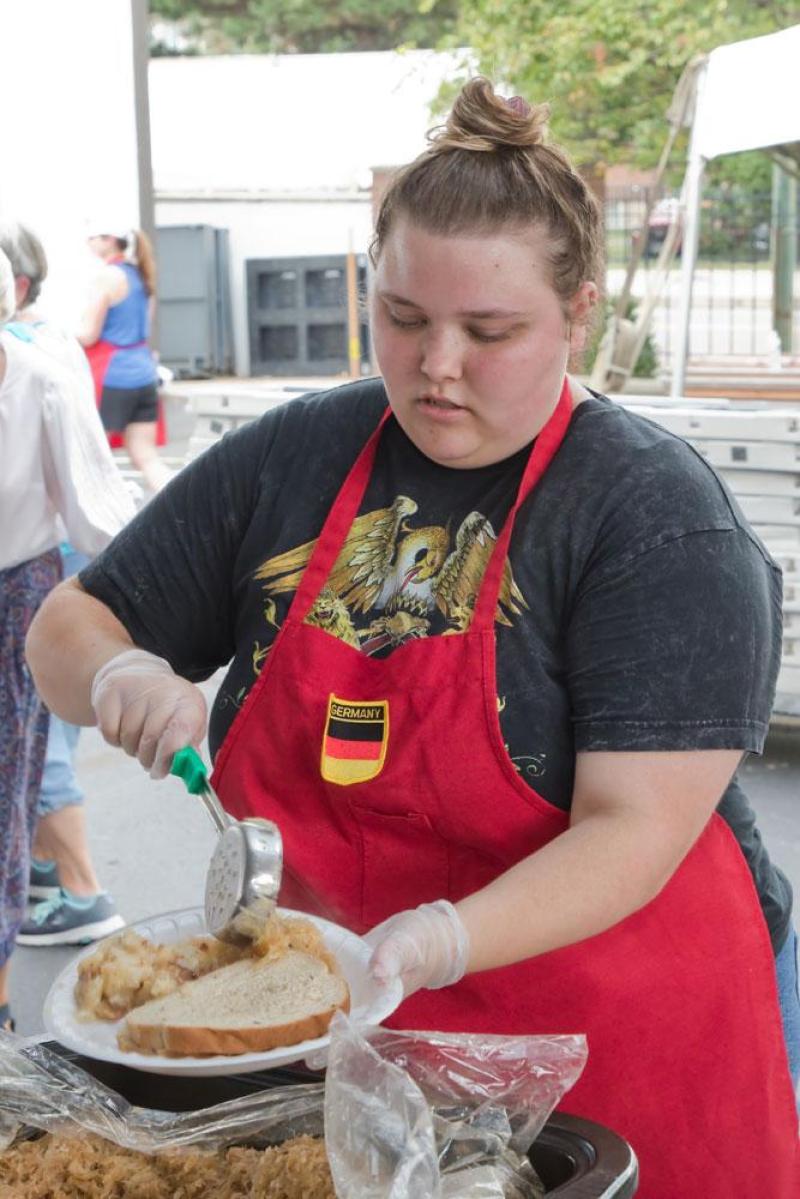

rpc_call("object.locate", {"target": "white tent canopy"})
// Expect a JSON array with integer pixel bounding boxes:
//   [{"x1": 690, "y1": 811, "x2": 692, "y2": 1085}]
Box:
[
  {"x1": 692, "y1": 24, "x2": 800, "y2": 160},
  {"x1": 672, "y1": 24, "x2": 800, "y2": 395}
]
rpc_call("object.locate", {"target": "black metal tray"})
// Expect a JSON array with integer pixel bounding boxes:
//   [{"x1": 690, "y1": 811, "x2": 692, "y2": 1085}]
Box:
[{"x1": 41, "y1": 1043, "x2": 638, "y2": 1196}]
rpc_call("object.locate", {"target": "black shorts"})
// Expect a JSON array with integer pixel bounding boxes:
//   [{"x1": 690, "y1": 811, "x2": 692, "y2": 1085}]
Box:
[{"x1": 99, "y1": 383, "x2": 158, "y2": 432}]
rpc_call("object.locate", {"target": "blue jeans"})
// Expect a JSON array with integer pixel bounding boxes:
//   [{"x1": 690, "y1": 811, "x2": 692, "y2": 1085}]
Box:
[
  {"x1": 776, "y1": 925, "x2": 800, "y2": 1098},
  {"x1": 36, "y1": 545, "x2": 89, "y2": 818},
  {"x1": 38, "y1": 716, "x2": 83, "y2": 813}
]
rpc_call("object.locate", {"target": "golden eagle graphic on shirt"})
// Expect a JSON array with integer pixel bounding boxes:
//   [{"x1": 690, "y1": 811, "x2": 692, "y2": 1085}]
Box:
[{"x1": 253, "y1": 495, "x2": 527, "y2": 655}]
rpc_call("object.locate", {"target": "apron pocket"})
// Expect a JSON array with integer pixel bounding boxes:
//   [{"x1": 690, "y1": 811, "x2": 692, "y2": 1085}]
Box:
[{"x1": 350, "y1": 806, "x2": 450, "y2": 930}]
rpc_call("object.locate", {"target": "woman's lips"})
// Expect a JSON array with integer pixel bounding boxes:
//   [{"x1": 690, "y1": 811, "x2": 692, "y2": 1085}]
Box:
[{"x1": 418, "y1": 394, "x2": 464, "y2": 414}]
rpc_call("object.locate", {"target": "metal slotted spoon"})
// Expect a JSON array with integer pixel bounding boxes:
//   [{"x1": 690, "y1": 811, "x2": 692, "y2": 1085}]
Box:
[{"x1": 170, "y1": 746, "x2": 283, "y2": 945}]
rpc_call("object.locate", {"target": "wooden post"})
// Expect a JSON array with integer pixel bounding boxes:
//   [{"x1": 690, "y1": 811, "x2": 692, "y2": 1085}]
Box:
[
  {"x1": 131, "y1": 0, "x2": 157, "y2": 352},
  {"x1": 346, "y1": 237, "x2": 360, "y2": 378}
]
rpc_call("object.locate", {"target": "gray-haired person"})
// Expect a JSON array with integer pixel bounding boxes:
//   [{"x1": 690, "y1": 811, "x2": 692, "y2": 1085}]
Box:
[{"x1": 0, "y1": 223, "x2": 130, "y2": 956}]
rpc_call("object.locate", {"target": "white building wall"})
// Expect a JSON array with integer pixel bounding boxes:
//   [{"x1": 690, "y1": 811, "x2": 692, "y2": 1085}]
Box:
[
  {"x1": 148, "y1": 49, "x2": 467, "y2": 375},
  {"x1": 155, "y1": 195, "x2": 374, "y2": 375}
]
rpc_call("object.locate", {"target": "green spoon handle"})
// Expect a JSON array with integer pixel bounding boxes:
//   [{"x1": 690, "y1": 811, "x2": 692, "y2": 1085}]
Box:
[{"x1": 170, "y1": 746, "x2": 229, "y2": 834}]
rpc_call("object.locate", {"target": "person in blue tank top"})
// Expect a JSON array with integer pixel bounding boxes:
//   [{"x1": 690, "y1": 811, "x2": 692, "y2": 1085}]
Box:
[{"x1": 79, "y1": 222, "x2": 171, "y2": 493}]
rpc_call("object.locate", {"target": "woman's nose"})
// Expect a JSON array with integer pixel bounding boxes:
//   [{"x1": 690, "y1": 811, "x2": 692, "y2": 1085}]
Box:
[{"x1": 420, "y1": 328, "x2": 463, "y2": 383}]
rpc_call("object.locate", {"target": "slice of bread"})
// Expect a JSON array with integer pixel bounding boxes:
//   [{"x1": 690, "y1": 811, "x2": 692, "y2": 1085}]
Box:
[
  {"x1": 118, "y1": 949, "x2": 350, "y2": 1056},
  {"x1": 75, "y1": 911, "x2": 336, "y2": 1023}
]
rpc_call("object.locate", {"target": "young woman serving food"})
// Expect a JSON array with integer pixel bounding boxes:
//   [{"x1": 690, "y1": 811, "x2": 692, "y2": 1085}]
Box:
[{"x1": 26, "y1": 79, "x2": 800, "y2": 1195}]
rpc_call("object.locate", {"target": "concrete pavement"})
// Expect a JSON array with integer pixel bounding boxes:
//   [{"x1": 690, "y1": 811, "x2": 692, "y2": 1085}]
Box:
[{"x1": 12, "y1": 678, "x2": 222, "y2": 1037}]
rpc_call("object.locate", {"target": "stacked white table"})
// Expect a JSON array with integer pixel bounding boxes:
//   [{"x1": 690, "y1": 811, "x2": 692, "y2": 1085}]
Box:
[{"x1": 619, "y1": 396, "x2": 800, "y2": 718}]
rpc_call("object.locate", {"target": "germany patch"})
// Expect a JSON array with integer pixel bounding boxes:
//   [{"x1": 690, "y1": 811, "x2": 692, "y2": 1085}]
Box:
[{"x1": 321, "y1": 694, "x2": 389, "y2": 785}]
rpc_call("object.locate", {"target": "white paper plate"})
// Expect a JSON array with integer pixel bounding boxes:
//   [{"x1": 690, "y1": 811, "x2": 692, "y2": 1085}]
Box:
[{"x1": 43, "y1": 906, "x2": 402, "y2": 1077}]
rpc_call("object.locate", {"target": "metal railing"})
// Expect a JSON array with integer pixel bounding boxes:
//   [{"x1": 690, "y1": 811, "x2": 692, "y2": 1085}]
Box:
[{"x1": 605, "y1": 186, "x2": 799, "y2": 362}]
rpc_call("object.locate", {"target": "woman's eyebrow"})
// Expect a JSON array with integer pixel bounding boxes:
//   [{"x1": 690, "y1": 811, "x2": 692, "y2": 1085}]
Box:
[
  {"x1": 458, "y1": 307, "x2": 526, "y2": 319},
  {"x1": 378, "y1": 291, "x2": 525, "y2": 319},
  {"x1": 378, "y1": 290, "x2": 420, "y2": 308}
]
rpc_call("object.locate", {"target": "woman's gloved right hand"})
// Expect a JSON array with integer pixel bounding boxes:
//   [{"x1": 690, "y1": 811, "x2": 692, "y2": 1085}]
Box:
[{"x1": 90, "y1": 648, "x2": 207, "y2": 779}]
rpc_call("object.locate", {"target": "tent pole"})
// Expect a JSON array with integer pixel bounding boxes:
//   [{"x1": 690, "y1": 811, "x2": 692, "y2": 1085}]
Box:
[
  {"x1": 772, "y1": 162, "x2": 797, "y2": 353},
  {"x1": 611, "y1": 58, "x2": 703, "y2": 328},
  {"x1": 671, "y1": 63, "x2": 708, "y2": 399},
  {"x1": 589, "y1": 57, "x2": 703, "y2": 394}
]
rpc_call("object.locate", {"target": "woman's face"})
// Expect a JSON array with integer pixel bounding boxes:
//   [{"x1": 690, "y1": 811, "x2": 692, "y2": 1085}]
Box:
[
  {"x1": 87, "y1": 235, "x2": 115, "y2": 260},
  {"x1": 371, "y1": 218, "x2": 596, "y2": 468}
]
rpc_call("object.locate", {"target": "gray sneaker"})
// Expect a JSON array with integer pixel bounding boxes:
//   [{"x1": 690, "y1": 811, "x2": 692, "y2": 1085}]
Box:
[
  {"x1": 17, "y1": 889, "x2": 124, "y2": 946},
  {"x1": 29, "y1": 858, "x2": 60, "y2": 901}
]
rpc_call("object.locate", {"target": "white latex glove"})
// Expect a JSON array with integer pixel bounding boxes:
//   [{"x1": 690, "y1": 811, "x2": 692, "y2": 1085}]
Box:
[
  {"x1": 90, "y1": 648, "x2": 207, "y2": 779},
  {"x1": 365, "y1": 900, "x2": 471, "y2": 999}
]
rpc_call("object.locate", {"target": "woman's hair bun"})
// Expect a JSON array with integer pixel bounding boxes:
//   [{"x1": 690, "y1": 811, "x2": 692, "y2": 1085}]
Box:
[
  {"x1": 430, "y1": 76, "x2": 549, "y2": 153},
  {"x1": 372, "y1": 74, "x2": 603, "y2": 304}
]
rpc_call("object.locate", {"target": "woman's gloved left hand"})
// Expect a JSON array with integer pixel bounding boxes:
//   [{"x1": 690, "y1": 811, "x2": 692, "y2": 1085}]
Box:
[{"x1": 364, "y1": 900, "x2": 471, "y2": 999}]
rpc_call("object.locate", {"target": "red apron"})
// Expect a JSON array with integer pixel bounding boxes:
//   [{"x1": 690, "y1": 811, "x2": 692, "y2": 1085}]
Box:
[
  {"x1": 84, "y1": 339, "x2": 166, "y2": 450},
  {"x1": 213, "y1": 381, "x2": 800, "y2": 1196}
]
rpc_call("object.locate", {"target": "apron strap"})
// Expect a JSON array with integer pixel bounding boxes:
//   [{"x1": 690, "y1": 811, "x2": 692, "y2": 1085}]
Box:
[
  {"x1": 292, "y1": 406, "x2": 393, "y2": 622},
  {"x1": 292, "y1": 379, "x2": 573, "y2": 631},
  {"x1": 471, "y1": 377, "x2": 573, "y2": 630}
]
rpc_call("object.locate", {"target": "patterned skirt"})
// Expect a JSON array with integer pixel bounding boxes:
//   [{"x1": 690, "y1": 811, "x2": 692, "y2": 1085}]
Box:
[{"x1": 0, "y1": 549, "x2": 61, "y2": 966}]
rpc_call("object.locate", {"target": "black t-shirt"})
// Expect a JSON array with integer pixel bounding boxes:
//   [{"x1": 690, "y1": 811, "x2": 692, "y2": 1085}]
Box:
[{"x1": 80, "y1": 379, "x2": 791, "y2": 950}]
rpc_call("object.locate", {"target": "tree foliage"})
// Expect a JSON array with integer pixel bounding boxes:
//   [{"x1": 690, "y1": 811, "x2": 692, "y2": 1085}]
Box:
[
  {"x1": 150, "y1": 1, "x2": 796, "y2": 178},
  {"x1": 450, "y1": 1, "x2": 797, "y2": 169},
  {"x1": 150, "y1": 0, "x2": 458, "y2": 54}
]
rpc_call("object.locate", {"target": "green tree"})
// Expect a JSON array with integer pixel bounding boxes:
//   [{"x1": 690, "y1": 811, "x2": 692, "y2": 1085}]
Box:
[
  {"x1": 150, "y1": 0, "x2": 458, "y2": 54},
  {"x1": 451, "y1": 1, "x2": 797, "y2": 169}
]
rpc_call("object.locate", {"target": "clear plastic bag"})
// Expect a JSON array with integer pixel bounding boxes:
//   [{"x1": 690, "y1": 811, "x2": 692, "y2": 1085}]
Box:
[
  {"x1": 0, "y1": 1015, "x2": 586, "y2": 1198},
  {"x1": 0, "y1": 1029, "x2": 324, "y2": 1155},
  {"x1": 324, "y1": 1013, "x2": 588, "y2": 1198}
]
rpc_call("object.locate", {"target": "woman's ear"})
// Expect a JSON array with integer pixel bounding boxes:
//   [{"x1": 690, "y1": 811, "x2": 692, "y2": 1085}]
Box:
[
  {"x1": 567, "y1": 282, "x2": 599, "y2": 352},
  {"x1": 14, "y1": 275, "x2": 31, "y2": 310}
]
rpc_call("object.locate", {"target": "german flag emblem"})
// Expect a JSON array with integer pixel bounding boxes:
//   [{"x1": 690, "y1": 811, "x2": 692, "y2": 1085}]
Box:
[{"x1": 321, "y1": 694, "x2": 389, "y2": 785}]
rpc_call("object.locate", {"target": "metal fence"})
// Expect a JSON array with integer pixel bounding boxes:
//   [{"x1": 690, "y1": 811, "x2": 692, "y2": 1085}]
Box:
[{"x1": 605, "y1": 186, "x2": 799, "y2": 364}]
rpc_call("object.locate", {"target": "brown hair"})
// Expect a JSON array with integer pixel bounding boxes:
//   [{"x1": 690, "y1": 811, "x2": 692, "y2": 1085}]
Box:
[
  {"x1": 371, "y1": 78, "x2": 603, "y2": 313},
  {"x1": 116, "y1": 229, "x2": 157, "y2": 297}
]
